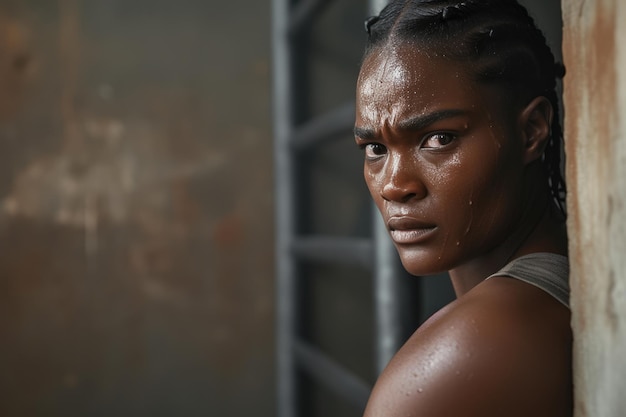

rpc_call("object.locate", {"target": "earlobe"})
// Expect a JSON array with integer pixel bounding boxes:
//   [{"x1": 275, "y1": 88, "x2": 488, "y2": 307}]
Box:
[{"x1": 520, "y1": 96, "x2": 553, "y2": 165}]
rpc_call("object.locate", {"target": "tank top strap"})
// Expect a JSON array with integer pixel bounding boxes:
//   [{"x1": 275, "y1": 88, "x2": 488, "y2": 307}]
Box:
[{"x1": 487, "y1": 252, "x2": 570, "y2": 308}]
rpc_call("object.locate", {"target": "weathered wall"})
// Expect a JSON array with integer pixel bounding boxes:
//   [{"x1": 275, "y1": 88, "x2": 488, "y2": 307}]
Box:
[
  {"x1": 562, "y1": 0, "x2": 626, "y2": 415},
  {"x1": 0, "y1": 1, "x2": 274, "y2": 416}
]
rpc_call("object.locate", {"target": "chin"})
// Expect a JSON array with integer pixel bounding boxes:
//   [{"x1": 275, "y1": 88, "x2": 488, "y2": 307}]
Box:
[{"x1": 397, "y1": 247, "x2": 450, "y2": 277}]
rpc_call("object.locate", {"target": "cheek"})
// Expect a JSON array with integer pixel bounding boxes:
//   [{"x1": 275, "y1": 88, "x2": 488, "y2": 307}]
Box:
[
  {"x1": 432, "y1": 148, "x2": 501, "y2": 220},
  {"x1": 424, "y1": 156, "x2": 466, "y2": 203},
  {"x1": 449, "y1": 152, "x2": 521, "y2": 246}
]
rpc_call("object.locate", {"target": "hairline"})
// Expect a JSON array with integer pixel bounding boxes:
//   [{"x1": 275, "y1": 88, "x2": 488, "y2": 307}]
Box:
[{"x1": 362, "y1": 37, "x2": 534, "y2": 111}]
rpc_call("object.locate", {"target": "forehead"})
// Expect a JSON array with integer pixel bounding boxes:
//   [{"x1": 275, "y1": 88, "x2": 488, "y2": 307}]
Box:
[
  {"x1": 359, "y1": 43, "x2": 450, "y2": 84},
  {"x1": 356, "y1": 44, "x2": 481, "y2": 126}
]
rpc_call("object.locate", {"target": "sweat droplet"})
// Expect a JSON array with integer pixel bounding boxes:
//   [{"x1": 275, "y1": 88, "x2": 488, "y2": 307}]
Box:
[
  {"x1": 456, "y1": 241, "x2": 460, "y2": 246},
  {"x1": 417, "y1": 388, "x2": 424, "y2": 393},
  {"x1": 469, "y1": 200, "x2": 473, "y2": 206}
]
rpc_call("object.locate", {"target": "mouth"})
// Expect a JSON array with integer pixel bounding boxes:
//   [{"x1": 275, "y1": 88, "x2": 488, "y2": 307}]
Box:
[{"x1": 387, "y1": 216, "x2": 437, "y2": 244}]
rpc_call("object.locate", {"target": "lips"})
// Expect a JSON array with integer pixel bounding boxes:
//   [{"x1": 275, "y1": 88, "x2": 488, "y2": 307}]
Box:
[{"x1": 387, "y1": 216, "x2": 437, "y2": 244}]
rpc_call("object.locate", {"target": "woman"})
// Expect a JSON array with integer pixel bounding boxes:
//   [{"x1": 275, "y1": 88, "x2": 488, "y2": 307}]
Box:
[{"x1": 354, "y1": 1, "x2": 571, "y2": 416}]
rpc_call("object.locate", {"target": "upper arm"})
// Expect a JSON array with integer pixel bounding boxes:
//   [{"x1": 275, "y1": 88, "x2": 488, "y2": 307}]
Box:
[
  {"x1": 363, "y1": 284, "x2": 572, "y2": 417},
  {"x1": 364, "y1": 305, "x2": 504, "y2": 417}
]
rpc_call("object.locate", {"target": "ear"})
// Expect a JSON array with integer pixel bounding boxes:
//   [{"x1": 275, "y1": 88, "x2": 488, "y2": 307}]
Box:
[{"x1": 519, "y1": 96, "x2": 553, "y2": 165}]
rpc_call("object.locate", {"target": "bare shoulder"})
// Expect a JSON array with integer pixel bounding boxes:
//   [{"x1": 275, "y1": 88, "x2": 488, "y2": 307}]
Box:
[{"x1": 363, "y1": 277, "x2": 572, "y2": 417}]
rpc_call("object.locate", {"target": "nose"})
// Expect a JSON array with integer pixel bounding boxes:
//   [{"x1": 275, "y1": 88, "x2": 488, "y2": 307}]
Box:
[{"x1": 380, "y1": 154, "x2": 427, "y2": 203}]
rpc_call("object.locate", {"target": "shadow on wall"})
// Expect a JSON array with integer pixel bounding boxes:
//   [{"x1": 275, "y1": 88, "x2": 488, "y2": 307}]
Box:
[{"x1": 0, "y1": 1, "x2": 274, "y2": 416}]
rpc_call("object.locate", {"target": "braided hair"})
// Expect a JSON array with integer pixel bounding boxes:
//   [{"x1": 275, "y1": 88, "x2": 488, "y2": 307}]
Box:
[{"x1": 364, "y1": 0, "x2": 566, "y2": 215}]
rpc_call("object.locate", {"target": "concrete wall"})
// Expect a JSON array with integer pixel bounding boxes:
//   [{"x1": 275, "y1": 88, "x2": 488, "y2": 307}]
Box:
[
  {"x1": 0, "y1": 1, "x2": 274, "y2": 416},
  {"x1": 561, "y1": 0, "x2": 626, "y2": 415}
]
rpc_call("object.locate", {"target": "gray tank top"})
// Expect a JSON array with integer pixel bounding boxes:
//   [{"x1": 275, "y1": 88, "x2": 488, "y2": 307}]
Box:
[{"x1": 487, "y1": 252, "x2": 570, "y2": 308}]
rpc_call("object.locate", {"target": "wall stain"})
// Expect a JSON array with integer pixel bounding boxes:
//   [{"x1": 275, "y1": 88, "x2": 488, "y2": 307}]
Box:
[
  {"x1": 563, "y1": 0, "x2": 617, "y2": 320},
  {"x1": 562, "y1": 1, "x2": 621, "y2": 416},
  {"x1": 0, "y1": 11, "x2": 33, "y2": 121},
  {"x1": 2, "y1": 118, "x2": 227, "y2": 228}
]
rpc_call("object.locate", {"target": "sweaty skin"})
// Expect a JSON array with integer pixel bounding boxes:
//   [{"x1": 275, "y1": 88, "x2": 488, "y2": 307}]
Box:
[{"x1": 355, "y1": 44, "x2": 571, "y2": 417}]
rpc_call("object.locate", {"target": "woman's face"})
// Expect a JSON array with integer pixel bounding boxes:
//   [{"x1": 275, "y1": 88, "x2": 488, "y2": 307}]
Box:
[{"x1": 355, "y1": 44, "x2": 528, "y2": 276}]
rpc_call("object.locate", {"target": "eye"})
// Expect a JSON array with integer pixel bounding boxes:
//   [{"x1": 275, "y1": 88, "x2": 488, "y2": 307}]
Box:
[
  {"x1": 361, "y1": 143, "x2": 387, "y2": 160},
  {"x1": 422, "y1": 133, "x2": 456, "y2": 149}
]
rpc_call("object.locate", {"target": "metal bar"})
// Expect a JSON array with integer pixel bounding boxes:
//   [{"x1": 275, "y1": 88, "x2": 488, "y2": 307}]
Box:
[
  {"x1": 290, "y1": 102, "x2": 356, "y2": 152},
  {"x1": 367, "y1": 0, "x2": 405, "y2": 376},
  {"x1": 372, "y1": 210, "x2": 407, "y2": 373},
  {"x1": 368, "y1": 0, "x2": 389, "y2": 15},
  {"x1": 288, "y1": 0, "x2": 333, "y2": 35},
  {"x1": 291, "y1": 236, "x2": 373, "y2": 269},
  {"x1": 272, "y1": 0, "x2": 297, "y2": 415},
  {"x1": 294, "y1": 340, "x2": 372, "y2": 410}
]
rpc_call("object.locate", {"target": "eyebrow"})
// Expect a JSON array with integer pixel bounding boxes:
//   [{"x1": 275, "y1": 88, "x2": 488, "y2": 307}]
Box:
[{"x1": 354, "y1": 109, "x2": 468, "y2": 139}]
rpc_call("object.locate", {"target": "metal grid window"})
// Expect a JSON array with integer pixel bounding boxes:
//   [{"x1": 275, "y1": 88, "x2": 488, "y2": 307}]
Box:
[{"x1": 272, "y1": 1, "x2": 455, "y2": 416}]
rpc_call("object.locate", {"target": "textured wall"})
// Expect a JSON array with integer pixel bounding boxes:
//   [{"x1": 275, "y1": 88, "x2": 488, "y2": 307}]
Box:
[
  {"x1": 0, "y1": 1, "x2": 274, "y2": 416},
  {"x1": 562, "y1": 0, "x2": 626, "y2": 415}
]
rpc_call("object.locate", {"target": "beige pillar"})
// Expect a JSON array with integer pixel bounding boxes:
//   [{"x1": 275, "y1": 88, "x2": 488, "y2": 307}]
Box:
[{"x1": 562, "y1": 0, "x2": 626, "y2": 415}]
